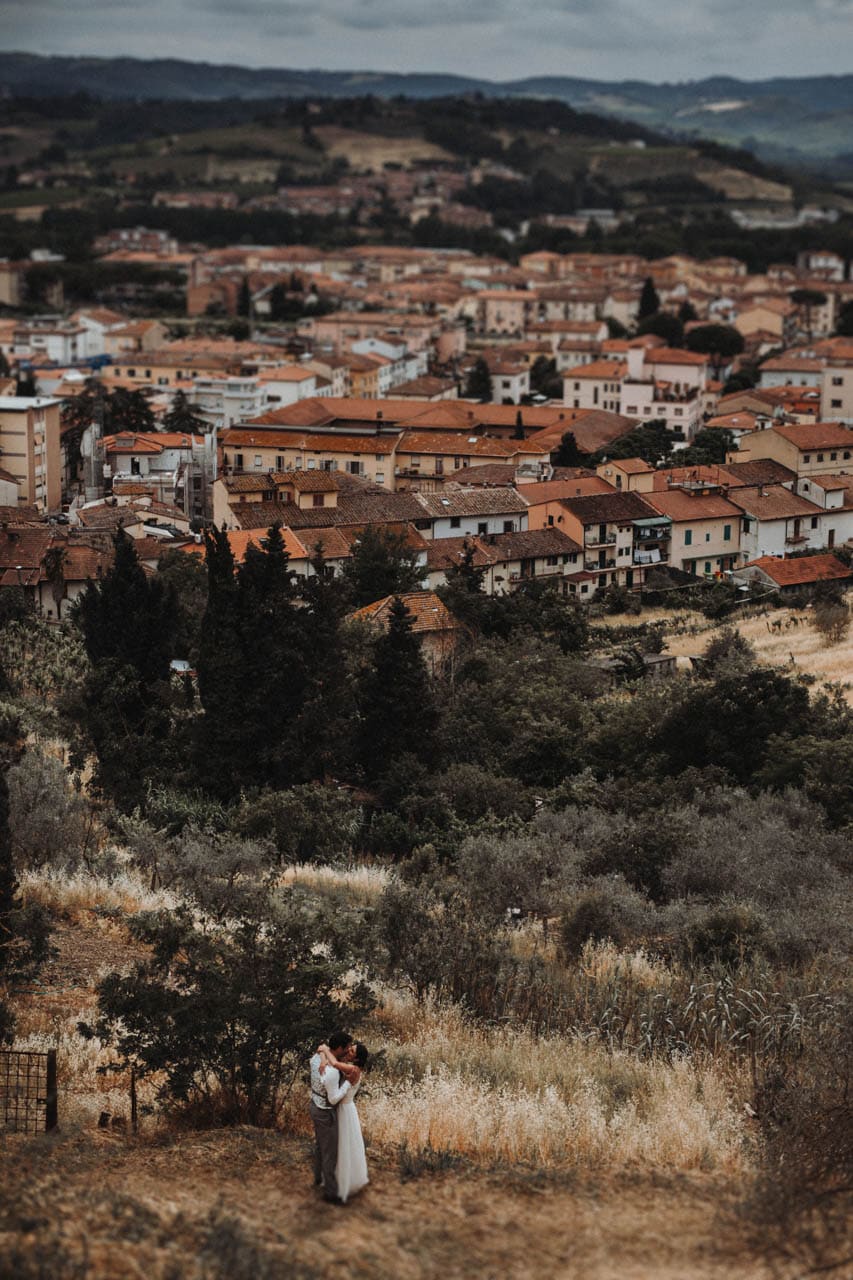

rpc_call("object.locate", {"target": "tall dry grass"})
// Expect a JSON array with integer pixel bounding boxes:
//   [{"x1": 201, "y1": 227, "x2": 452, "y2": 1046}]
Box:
[
  {"x1": 277, "y1": 862, "x2": 389, "y2": 905},
  {"x1": 20, "y1": 866, "x2": 179, "y2": 921},
  {"x1": 358, "y1": 988, "x2": 749, "y2": 1175}
]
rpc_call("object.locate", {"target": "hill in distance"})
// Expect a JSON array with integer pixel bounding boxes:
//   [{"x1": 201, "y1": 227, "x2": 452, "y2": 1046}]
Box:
[{"x1": 2, "y1": 52, "x2": 853, "y2": 168}]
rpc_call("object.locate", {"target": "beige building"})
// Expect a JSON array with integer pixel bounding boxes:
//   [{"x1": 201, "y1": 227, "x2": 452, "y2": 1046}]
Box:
[
  {"x1": 0, "y1": 396, "x2": 61, "y2": 512},
  {"x1": 731, "y1": 422, "x2": 853, "y2": 478},
  {"x1": 220, "y1": 428, "x2": 398, "y2": 488},
  {"x1": 644, "y1": 487, "x2": 742, "y2": 575}
]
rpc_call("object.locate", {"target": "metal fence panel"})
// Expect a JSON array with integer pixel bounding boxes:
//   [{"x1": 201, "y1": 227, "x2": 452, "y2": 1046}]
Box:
[{"x1": 0, "y1": 1049, "x2": 57, "y2": 1134}]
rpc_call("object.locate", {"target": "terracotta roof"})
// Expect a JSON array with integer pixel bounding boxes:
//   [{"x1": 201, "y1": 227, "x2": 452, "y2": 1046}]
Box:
[
  {"x1": 644, "y1": 489, "x2": 743, "y2": 521},
  {"x1": 604, "y1": 457, "x2": 655, "y2": 474},
  {"x1": 517, "y1": 477, "x2": 614, "y2": 503},
  {"x1": 718, "y1": 459, "x2": 797, "y2": 487},
  {"x1": 397, "y1": 431, "x2": 543, "y2": 459},
  {"x1": 559, "y1": 491, "x2": 659, "y2": 524},
  {"x1": 743, "y1": 554, "x2": 851, "y2": 586},
  {"x1": 349, "y1": 591, "x2": 465, "y2": 635},
  {"x1": 771, "y1": 422, "x2": 853, "y2": 451},
  {"x1": 415, "y1": 487, "x2": 529, "y2": 518},
  {"x1": 222, "y1": 429, "x2": 398, "y2": 456},
  {"x1": 802, "y1": 473, "x2": 851, "y2": 491},
  {"x1": 223, "y1": 470, "x2": 338, "y2": 494},
  {"x1": 648, "y1": 348, "x2": 709, "y2": 366},
  {"x1": 725, "y1": 485, "x2": 823, "y2": 520},
  {"x1": 450, "y1": 463, "x2": 518, "y2": 486},
  {"x1": 567, "y1": 360, "x2": 627, "y2": 380},
  {"x1": 103, "y1": 432, "x2": 204, "y2": 453}
]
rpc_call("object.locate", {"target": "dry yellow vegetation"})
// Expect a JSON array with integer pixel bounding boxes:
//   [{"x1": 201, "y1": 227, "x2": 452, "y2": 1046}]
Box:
[
  {"x1": 315, "y1": 126, "x2": 455, "y2": 170},
  {"x1": 2, "y1": 870, "x2": 771, "y2": 1280}
]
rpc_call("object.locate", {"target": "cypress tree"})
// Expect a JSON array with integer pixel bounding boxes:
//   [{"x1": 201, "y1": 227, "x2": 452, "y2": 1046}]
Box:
[
  {"x1": 357, "y1": 597, "x2": 437, "y2": 783},
  {"x1": 638, "y1": 277, "x2": 660, "y2": 321}
]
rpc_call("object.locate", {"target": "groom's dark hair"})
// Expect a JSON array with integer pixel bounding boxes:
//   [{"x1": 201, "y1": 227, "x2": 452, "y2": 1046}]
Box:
[{"x1": 328, "y1": 1030, "x2": 353, "y2": 1051}]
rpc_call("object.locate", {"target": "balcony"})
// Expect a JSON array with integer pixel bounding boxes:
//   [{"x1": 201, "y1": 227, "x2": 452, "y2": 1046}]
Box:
[
  {"x1": 584, "y1": 532, "x2": 617, "y2": 549},
  {"x1": 785, "y1": 533, "x2": 809, "y2": 545},
  {"x1": 584, "y1": 557, "x2": 616, "y2": 572}
]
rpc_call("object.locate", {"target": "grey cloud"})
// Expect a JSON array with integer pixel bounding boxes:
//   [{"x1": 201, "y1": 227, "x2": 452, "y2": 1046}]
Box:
[{"x1": 2, "y1": 0, "x2": 851, "y2": 80}]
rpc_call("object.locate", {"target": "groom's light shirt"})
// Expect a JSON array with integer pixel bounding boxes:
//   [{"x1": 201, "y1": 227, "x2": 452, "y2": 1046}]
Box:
[{"x1": 310, "y1": 1053, "x2": 351, "y2": 1109}]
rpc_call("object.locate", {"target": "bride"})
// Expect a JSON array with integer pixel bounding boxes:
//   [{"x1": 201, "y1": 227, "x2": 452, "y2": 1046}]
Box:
[{"x1": 318, "y1": 1041, "x2": 370, "y2": 1204}]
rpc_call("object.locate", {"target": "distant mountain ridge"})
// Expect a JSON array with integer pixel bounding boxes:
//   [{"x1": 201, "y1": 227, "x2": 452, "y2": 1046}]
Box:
[{"x1": 3, "y1": 52, "x2": 852, "y2": 165}]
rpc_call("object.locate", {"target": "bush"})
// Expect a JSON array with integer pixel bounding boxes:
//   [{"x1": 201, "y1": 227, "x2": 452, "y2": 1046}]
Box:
[
  {"x1": 231, "y1": 785, "x2": 363, "y2": 864},
  {"x1": 9, "y1": 746, "x2": 93, "y2": 871},
  {"x1": 683, "y1": 901, "x2": 770, "y2": 968},
  {"x1": 559, "y1": 878, "x2": 654, "y2": 959},
  {"x1": 82, "y1": 889, "x2": 374, "y2": 1126}
]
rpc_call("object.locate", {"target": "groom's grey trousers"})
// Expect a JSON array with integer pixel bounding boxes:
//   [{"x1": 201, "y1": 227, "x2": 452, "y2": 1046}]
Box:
[{"x1": 310, "y1": 1100, "x2": 339, "y2": 1198}]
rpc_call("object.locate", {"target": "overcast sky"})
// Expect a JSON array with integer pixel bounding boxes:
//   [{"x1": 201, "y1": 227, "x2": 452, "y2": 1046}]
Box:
[{"x1": 5, "y1": 0, "x2": 853, "y2": 82}]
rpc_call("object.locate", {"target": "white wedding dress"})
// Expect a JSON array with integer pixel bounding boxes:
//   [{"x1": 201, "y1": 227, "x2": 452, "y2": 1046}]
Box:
[{"x1": 331, "y1": 1071, "x2": 368, "y2": 1204}]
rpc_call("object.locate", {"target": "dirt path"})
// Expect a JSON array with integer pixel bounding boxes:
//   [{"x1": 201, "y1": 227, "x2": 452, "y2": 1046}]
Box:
[{"x1": 4, "y1": 1127, "x2": 768, "y2": 1280}]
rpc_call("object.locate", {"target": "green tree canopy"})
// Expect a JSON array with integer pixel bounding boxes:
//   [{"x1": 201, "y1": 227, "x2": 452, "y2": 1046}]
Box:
[{"x1": 340, "y1": 525, "x2": 426, "y2": 609}]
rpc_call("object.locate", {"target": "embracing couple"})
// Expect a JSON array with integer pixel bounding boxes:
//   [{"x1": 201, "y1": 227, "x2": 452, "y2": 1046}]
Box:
[{"x1": 309, "y1": 1031, "x2": 370, "y2": 1206}]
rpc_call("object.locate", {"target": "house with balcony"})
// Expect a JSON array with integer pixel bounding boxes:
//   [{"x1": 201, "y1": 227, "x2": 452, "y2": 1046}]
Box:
[
  {"x1": 725, "y1": 485, "x2": 825, "y2": 560},
  {"x1": 100, "y1": 431, "x2": 215, "y2": 517},
  {"x1": 555, "y1": 490, "x2": 666, "y2": 591},
  {"x1": 424, "y1": 526, "x2": 582, "y2": 594},
  {"x1": 643, "y1": 485, "x2": 742, "y2": 576},
  {"x1": 794, "y1": 474, "x2": 853, "y2": 549}
]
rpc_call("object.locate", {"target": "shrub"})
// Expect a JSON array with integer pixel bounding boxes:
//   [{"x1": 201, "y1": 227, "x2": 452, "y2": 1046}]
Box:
[
  {"x1": 231, "y1": 785, "x2": 363, "y2": 864},
  {"x1": 559, "y1": 878, "x2": 654, "y2": 959},
  {"x1": 9, "y1": 746, "x2": 94, "y2": 871},
  {"x1": 82, "y1": 890, "x2": 374, "y2": 1126},
  {"x1": 683, "y1": 901, "x2": 770, "y2": 968}
]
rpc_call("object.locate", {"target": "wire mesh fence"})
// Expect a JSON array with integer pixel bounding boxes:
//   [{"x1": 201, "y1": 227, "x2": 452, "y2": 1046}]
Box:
[{"x1": 0, "y1": 1049, "x2": 57, "y2": 1134}]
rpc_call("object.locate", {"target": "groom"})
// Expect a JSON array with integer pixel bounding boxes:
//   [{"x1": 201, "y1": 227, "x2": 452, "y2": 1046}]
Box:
[{"x1": 310, "y1": 1031, "x2": 355, "y2": 1204}]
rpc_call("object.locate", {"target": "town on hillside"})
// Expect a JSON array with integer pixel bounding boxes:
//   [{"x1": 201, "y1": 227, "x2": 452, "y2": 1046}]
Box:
[{"x1": 0, "y1": 235, "x2": 850, "y2": 614}]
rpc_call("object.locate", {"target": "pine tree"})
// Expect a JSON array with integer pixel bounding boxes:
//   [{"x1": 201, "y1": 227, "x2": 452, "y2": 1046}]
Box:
[
  {"x1": 513, "y1": 410, "x2": 525, "y2": 440},
  {"x1": 357, "y1": 598, "x2": 437, "y2": 783},
  {"x1": 162, "y1": 389, "x2": 209, "y2": 435}
]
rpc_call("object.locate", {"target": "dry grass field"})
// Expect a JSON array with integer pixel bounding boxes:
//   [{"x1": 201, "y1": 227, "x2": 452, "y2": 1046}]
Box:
[
  {"x1": 315, "y1": 126, "x2": 455, "y2": 170},
  {"x1": 2, "y1": 869, "x2": 772, "y2": 1280},
  {"x1": 596, "y1": 601, "x2": 853, "y2": 699}
]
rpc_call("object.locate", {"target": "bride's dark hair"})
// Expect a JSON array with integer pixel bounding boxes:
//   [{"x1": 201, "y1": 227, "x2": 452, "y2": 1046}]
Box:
[{"x1": 353, "y1": 1042, "x2": 369, "y2": 1070}]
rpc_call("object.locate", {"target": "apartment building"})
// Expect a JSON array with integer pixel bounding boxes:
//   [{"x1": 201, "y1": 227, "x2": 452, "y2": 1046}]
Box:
[{"x1": 0, "y1": 395, "x2": 61, "y2": 512}]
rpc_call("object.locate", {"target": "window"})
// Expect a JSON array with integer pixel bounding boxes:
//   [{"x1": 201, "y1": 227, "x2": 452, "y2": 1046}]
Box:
[
  {"x1": 831, "y1": 401, "x2": 842, "y2": 410},
  {"x1": 832, "y1": 376, "x2": 843, "y2": 385},
  {"x1": 503, "y1": 520, "x2": 514, "y2": 533},
  {"x1": 674, "y1": 407, "x2": 683, "y2": 416},
  {"x1": 477, "y1": 522, "x2": 488, "y2": 536},
  {"x1": 347, "y1": 461, "x2": 361, "y2": 475},
  {"x1": 705, "y1": 531, "x2": 711, "y2": 542},
  {"x1": 450, "y1": 516, "x2": 461, "y2": 529},
  {"x1": 435, "y1": 457, "x2": 444, "y2": 475},
  {"x1": 547, "y1": 514, "x2": 554, "y2": 526},
  {"x1": 376, "y1": 472, "x2": 385, "y2": 484},
  {"x1": 312, "y1": 494, "x2": 325, "y2": 507},
  {"x1": 845, "y1": 452, "x2": 851, "y2": 460},
  {"x1": 626, "y1": 406, "x2": 637, "y2": 415},
  {"x1": 375, "y1": 454, "x2": 384, "y2": 462},
  {"x1": 723, "y1": 524, "x2": 731, "y2": 541},
  {"x1": 234, "y1": 452, "x2": 244, "y2": 469},
  {"x1": 811, "y1": 516, "x2": 819, "y2": 529},
  {"x1": 453, "y1": 456, "x2": 462, "y2": 469},
  {"x1": 254, "y1": 455, "x2": 263, "y2": 469},
  {"x1": 743, "y1": 517, "x2": 751, "y2": 532},
  {"x1": 307, "y1": 459, "x2": 316, "y2": 469},
  {"x1": 546, "y1": 555, "x2": 558, "y2": 566},
  {"x1": 684, "y1": 529, "x2": 692, "y2": 546},
  {"x1": 831, "y1": 452, "x2": 838, "y2": 460},
  {"x1": 705, "y1": 562, "x2": 712, "y2": 574},
  {"x1": 804, "y1": 454, "x2": 811, "y2": 462},
  {"x1": 276, "y1": 455, "x2": 284, "y2": 470},
  {"x1": 817, "y1": 453, "x2": 825, "y2": 462},
  {"x1": 581, "y1": 584, "x2": 589, "y2": 594}
]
